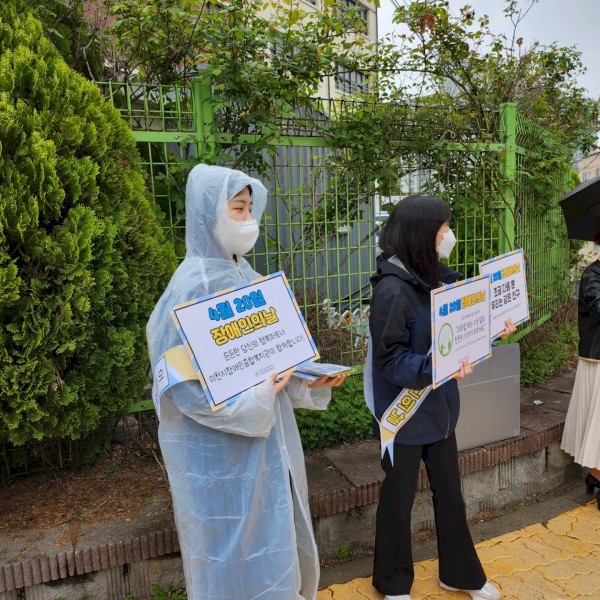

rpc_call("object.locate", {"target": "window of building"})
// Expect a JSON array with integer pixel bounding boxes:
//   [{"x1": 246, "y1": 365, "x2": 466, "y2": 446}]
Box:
[
  {"x1": 335, "y1": 65, "x2": 369, "y2": 94},
  {"x1": 270, "y1": 33, "x2": 303, "y2": 64},
  {"x1": 582, "y1": 172, "x2": 590, "y2": 181},
  {"x1": 596, "y1": 167, "x2": 600, "y2": 177},
  {"x1": 271, "y1": 40, "x2": 290, "y2": 61},
  {"x1": 338, "y1": 0, "x2": 368, "y2": 30}
]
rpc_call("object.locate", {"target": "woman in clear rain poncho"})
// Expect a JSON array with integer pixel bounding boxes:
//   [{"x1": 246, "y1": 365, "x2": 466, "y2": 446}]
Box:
[{"x1": 146, "y1": 164, "x2": 346, "y2": 600}]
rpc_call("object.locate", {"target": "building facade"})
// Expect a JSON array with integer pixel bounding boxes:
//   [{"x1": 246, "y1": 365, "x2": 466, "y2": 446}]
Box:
[{"x1": 575, "y1": 149, "x2": 600, "y2": 182}]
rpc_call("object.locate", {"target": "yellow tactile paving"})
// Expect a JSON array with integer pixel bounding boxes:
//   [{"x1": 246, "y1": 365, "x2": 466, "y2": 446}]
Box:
[{"x1": 318, "y1": 500, "x2": 600, "y2": 600}]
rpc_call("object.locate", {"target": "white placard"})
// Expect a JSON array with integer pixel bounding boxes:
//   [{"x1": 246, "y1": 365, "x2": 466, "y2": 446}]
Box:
[
  {"x1": 171, "y1": 272, "x2": 319, "y2": 411},
  {"x1": 431, "y1": 275, "x2": 492, "y2": 388},
  {"x1": 479, "y1": 248, "x2": 530, "y2": 339}
]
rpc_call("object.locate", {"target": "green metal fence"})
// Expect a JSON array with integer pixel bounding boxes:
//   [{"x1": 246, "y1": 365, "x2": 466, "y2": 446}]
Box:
[
  {"x1": 97, "y1": 79, "x2": 571, "y2": 361},
  {"x1": 0, "y1": 81, "x2": 572, "y2": 483},
  {"x1": 513, "y1": 111, "x2": 572, "y2": 330}
]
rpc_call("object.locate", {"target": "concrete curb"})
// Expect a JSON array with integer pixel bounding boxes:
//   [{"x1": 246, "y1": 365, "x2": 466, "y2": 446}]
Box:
[{"x1": 0, "y1": 527, "x2": 179, "y2": 594}]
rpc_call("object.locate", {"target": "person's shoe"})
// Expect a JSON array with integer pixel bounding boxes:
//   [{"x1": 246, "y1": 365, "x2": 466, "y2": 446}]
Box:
[
  {"x1": 585, "y1": 472, "x2": 600, "y2": 495},
  {"x1": 384, "y1": 595, "x2": 411, "y2": 600},
  {"x1": 440, "y1": 580, "x2": 501, "y2": 600}
]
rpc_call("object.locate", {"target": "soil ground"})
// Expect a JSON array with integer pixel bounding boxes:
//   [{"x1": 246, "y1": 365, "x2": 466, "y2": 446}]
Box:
[{"x1": 0, "y1": 440, "x2": 170, "y2": 540}]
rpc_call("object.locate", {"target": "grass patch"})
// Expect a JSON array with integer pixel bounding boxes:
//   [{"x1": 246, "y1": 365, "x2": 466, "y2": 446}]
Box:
[
  {"x1": 520, "y1": 301, "x2": 579, "y2": 387},
  {"x1": 295, "y1": 376, "x2": 373, "y2": 450}
]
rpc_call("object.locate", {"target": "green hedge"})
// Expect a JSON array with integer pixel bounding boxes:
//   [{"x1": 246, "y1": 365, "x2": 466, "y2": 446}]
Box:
[
  {"x1": 0, "y1": 2, "x2": 177, "y2": 445},
  {"x1": 295, "y1": 376, "x2": 373, "y2": 450},
  {"x1": 30, "y1": 0, "x2": 104, "y2": 79},
  {"x1": 519, "y1": 302, "x2": 579, "y2": 387}
]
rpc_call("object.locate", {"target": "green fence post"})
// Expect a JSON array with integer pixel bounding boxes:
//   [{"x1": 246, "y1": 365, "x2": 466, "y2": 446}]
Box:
[
  {"x1": 192, "y1": 75, "x2": 217, "y2": 162},
  {"x1": 498, "y1": 102, "x2": 517, "y2": 254}
]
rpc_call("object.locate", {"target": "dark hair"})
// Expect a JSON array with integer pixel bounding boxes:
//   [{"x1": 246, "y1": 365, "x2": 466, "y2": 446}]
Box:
[{"x1": 379, "y1": 195, "x2": 451, "y2": 288}]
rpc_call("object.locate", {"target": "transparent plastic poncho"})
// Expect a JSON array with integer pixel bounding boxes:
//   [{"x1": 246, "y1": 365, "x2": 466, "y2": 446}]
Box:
[{"x1": 146, "y1": 164, "x2": 330, "y2": 600}]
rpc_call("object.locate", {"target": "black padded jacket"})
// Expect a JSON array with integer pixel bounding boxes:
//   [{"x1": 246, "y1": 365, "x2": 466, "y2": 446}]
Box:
[
  {"x1": 368, "y1": 254, "x2": 463, "y2": 445},
  {"x1": 578, "y1": 260, "x2": 600, "y2": 360}
]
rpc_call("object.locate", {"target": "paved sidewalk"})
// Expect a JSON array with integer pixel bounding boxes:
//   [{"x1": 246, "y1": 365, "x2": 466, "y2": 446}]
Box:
[{"x1": 317, "y1": 498, "x2": 600, "y2": 600}]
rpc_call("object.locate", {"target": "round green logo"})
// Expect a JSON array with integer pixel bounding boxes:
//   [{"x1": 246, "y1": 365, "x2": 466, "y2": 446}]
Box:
[{"x1": 438, "y1": 323, "x2": 454, "y2": 357}]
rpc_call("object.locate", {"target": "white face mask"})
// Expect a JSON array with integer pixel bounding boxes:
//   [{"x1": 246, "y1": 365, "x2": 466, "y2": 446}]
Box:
[
  {"x1": 214, "y1": 215, "x2": 259, "y2": 257},
  {"x1": 436, "y1": 229, "x2": 456, "y2": 260}
]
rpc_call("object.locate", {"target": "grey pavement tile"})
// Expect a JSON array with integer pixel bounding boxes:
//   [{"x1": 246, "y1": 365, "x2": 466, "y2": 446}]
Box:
[
  {"x1": 323, "y1": 440, "x2": 384, "y2": 488},
  {"x1": 470, "y1": 495, "x2": 581, "y2": 545},
  {"x1": 536, "y1": 375, "x2": 576, "y2": 394},
  {"x1": 412, "y1": 539, "x2": 437, "y2": 563},
  {"x1": 520, "y1": 406, "x2": 566, "y2": 432},
  {"x1": 305, "y1": 452, "x2": 353, "y2": 497},
  {"x1": 520, "y1": 387, "x2": 571, "y2": 412},
  {"x1": 319, "y1": 555, "x2": 373, "y2": 589}
]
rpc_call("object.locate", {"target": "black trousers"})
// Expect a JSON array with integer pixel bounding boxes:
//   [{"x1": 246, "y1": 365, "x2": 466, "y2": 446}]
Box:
[{"x1": 372, "y1": 433, "x2": 487, "y2": 596}]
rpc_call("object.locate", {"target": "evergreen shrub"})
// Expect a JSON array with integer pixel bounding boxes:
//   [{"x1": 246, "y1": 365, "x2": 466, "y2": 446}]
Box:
[
  {"x1": 30, "y1": 0, "x2": 105, "y2": 79},
  {"x1": 0, "y1": 2, "x2": 177, "y2": 446}
]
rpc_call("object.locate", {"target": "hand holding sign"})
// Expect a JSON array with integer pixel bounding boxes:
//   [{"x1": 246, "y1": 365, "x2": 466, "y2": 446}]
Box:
[
  {"x1": 272, "y1": 371, "x2": 293, "y2": 394},
  {"x1": 498, "y1": 318, "x2": 517, "y2": 340},
  {"x1": 307, "y1": 373, "x2": 350, "y2": 388},
  {"x1": 453, "y1": 357, "x2": 474, "y2": 380}
]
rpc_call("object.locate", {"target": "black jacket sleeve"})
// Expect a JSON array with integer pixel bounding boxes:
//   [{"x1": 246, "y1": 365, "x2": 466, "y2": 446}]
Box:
[
  {"x1": 582, "y1": 268, "x2": 600, "y2": 315},
  {"x1": 369, "y1": 284, "x2": 433, "y2": 391}
]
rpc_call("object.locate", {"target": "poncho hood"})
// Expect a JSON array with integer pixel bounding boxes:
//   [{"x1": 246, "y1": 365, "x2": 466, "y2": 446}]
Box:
[{"x1": 146, "y1": 164, "x2": 267, "y2": 367}]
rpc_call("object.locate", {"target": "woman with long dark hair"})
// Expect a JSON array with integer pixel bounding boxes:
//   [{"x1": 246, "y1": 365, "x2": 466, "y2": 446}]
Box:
[{"x1": 366, "y1": 195, "x2": 513, "y2": 600}]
